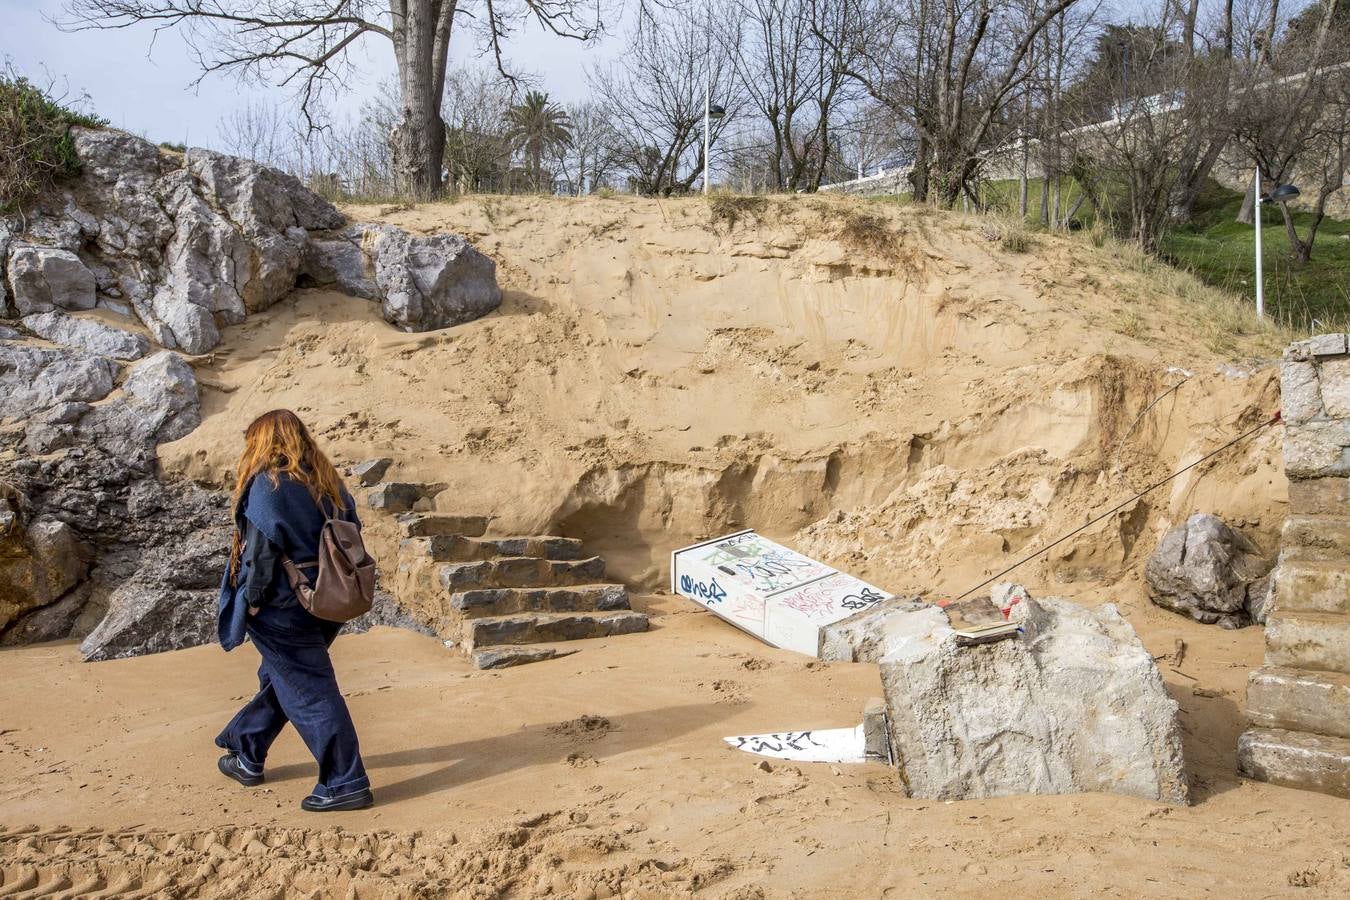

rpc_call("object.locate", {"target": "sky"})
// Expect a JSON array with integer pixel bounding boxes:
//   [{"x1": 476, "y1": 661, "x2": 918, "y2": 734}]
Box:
[{"x1": 2, "y1": 0, "x2": 624, "y2": 149}]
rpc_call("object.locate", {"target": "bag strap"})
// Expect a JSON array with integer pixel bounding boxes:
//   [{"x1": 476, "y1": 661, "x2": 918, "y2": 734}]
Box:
[{"x1": 280, "y1": 557, "x2": 319, "y2": 595}]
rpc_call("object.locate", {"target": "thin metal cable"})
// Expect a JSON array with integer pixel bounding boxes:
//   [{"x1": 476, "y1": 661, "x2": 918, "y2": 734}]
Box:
[{"x1": 949, "y1": 411, "x2": 1282, "y2": 603}]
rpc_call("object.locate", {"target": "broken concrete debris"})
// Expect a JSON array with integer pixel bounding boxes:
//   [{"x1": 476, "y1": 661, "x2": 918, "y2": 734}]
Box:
[{"x1": 818, "y1": 585, "x2": 1189, "y2": 804}]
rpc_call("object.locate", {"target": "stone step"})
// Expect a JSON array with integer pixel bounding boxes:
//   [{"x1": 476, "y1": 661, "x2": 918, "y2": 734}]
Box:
[
  {"x1": 471, "y1": 644, "x2": 580, "y2": 670},
  {"x1": 367, "y1": 482, "x2": 428, "y2": 513},
  {"x1": 439, "y1": 556, "x2": 606, "y2": 592},
  {"x1": 398, "y1": 513, "x2": 489, "y2": 539},
  {"x1": 1272, "y1": 560, "x2": 1350, "y2": 614},
  {"x1": 463, "y1": 610, "x2": 649, "y2": 650},
  {"x1": 1281, "y1": 515, "x2": 1350, "y2": 564},
  {"x1": 402, "y1": 534, "x2": 583, "y2": 563},
  {"x1": 1265, "y1": 611, "x2": 1350, "y2": 674},
  {"x1": 450, "y1": 584, "x2": 630, "y2": 618},
  {"x1": 1237, "y1": 727, "x2": 1350, "y2": 799},
  {"x1": 1247, "y1": 666, "x2": 1350, "y2": 740}
]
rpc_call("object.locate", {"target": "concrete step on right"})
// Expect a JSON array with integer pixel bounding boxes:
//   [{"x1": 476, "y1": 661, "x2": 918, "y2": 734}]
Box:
[
  {"x1": 1237, "y1": 726, "x2": 1350, "y2": 798},
  {"x1": 1265, "y1": 611, "x2": 1350, "y2": 674},
  {"x1": 1247, "y1": 666, "x2": 1350, "y2": 739},
  {"x1": 402, "y1": 534, "x2": 584, "y2": 563},
  {"x1": 451, "y1": 584, "x2": 630, "y2": 618},
  {"x1": 398, "y1": 513, "x2": 490, "y2": 539},
  {"x1": 439, "y1": 556, "x2": 606, "y2": 591},
  {"x1": 463, "y1": 610, "x2": 649, "y2": 650},
  {"x1": 1280, "y1": 515, "x2": 1350, "y2": 565},
  {"x1": 1272, "y1": 559, "x2": 1350, "y2": 614}
]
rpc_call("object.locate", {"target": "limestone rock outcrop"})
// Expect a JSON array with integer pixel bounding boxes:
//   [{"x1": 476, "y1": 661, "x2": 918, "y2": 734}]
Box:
[
  {"x1": 823, "y1": 587, "x2": 1189, "y2": 804},
  {"x1": 1144, "y1": 513, "x2": 1274, "y2": 628},
  {"x1": 1, "y1": 127, "x2": 500, "y2": 354},
  {"x1": 0, "y1": 328, "x2": 228, "y2": 656},
  {"x1": 20, "y1": 310, "x2": 149, "y2": 360}
]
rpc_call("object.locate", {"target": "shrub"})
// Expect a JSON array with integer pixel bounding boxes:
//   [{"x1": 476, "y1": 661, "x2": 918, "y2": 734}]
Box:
[{"x1": 0, "y1": 72, "x2": 107, "y2": 214}]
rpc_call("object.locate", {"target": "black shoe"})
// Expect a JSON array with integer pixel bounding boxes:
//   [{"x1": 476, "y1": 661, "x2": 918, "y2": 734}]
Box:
[
  {"x1": 300, "y1": 788, "x2": 374, "y2": 812},
  {"x1": 217, "y1": 753, "x2": 264, "y2": 787}
]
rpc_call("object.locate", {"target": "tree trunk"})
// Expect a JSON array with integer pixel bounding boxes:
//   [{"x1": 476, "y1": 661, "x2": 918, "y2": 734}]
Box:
[
  {"x1": 390, "y1": 0, "x2": 452, "y2": 199},
  {"x1": 1236, "y1": 174, "x2": 1256, "y2": 225}
]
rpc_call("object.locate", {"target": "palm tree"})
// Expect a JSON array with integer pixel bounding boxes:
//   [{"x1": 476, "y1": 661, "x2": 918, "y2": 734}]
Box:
[{"x1": 505, "y1": 91, "x2": 573, "y2": 192}]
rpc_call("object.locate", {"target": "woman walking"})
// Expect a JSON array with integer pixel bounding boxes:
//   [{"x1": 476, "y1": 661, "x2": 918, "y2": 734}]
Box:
[{"x1": 214, "y1": 409, "x2": 374, "y2": 812}]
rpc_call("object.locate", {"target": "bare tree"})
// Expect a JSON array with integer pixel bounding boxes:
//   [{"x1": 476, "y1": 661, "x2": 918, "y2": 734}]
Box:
[
  {"x1": 1229, "y1": 0, "x2": 1347, "y2": 260},
  {"x1": 442, "y1": 66, "x2": 512, "y2": 193},
  {"x1": 590, "y1": 3, "x2": 745, "y2": 195},
  {"x1": 724, "y1": 0, "x2": 863, "y2": 191},
  {"x1": 59, "y1": 1, "x2": 604, "y2": 198},
  {"x1": 836, "y1": 0, "x2": 1083, "y2": 207},
  {"x1": 552, "y1": 102, "x2": 619, "y2": 194}
]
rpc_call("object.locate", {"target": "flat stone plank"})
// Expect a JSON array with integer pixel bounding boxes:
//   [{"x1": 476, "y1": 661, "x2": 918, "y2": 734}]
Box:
[
  {"x1": 473, "y1": 645, "x2": 575, "y2": 669},
  {"x1": 1237, "y1": 727, "x2": 1350, "y2": 799},
  {"x1": 1308, "y1": 333, "x2": 1349, "y2": 357},
  {"x1": 1247, "y1": 666, "x2": 1350, "y2": 740},
  {"x1": 1264, "y1": 612, "x2": 1350, "y2": 674}
]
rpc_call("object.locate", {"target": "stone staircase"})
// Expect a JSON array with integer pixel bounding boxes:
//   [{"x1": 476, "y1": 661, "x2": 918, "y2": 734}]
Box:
[{"x1": 381, "y1": 503, "x2": 648, "y2": 669}]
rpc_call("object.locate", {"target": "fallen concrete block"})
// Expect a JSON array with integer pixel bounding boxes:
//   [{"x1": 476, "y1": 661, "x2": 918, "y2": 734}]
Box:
[
  {"x1": 870, "y1": 592, "x2": 1188, "y2": 804},
  {"x1": 671, "y1": 529, "x2": 891, "y2": 657}
]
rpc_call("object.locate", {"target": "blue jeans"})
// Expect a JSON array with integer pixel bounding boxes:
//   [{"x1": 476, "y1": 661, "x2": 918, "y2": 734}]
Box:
[{"x1": 215, "y1": 600, "x2": 370, "y2": 799}]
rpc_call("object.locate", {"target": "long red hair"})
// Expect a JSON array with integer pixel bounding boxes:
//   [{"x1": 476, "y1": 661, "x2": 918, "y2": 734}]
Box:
[{"x1": 228, "y1": 409, "x2": 346, "y2": 584}]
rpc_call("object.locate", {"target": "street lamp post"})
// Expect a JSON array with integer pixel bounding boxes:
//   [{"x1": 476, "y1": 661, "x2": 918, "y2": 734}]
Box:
[
  {"x1": 702, "y1": 0, "x2": 724, "y2": 195},
  {"x1": 1253, "y1": 173, "x2": 1301, "y2": 321},
  {"x1": 1255, "y1": 169, "x2": 1264, "y2": 320}
]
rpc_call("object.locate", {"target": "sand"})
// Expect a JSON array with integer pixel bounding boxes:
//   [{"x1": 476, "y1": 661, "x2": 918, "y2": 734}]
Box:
[{"x1": 4, "y1": 194, "x2": 1346, "y2": 896}]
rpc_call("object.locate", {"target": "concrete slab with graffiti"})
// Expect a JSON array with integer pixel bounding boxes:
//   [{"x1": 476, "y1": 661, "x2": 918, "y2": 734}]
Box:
[
  {"x1": 724, "y1": 726, "x2": 866, "y2": 764},
  {"x1": 670, "y1": 530, "x2": 892, "y2": 656}
]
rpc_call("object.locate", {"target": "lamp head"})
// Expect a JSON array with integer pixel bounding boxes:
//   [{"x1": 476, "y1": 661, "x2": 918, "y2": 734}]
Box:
[
  {"x1": 1261, "y1": 183, "x2": 1300, "y2": 203},
  {"x1": 709, "y1": 103, "x2": 726, "y2": 120}
]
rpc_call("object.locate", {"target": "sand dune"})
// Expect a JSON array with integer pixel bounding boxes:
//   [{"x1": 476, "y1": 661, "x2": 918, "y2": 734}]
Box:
[{"x1": 5, "y1": 195, "x2": 1342, "y2": 897}]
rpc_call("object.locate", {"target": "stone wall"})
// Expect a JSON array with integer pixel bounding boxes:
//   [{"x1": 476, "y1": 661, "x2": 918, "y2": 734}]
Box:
[{"x1": 1237, "y1": 334, "x2": 1350, "y2": 798}]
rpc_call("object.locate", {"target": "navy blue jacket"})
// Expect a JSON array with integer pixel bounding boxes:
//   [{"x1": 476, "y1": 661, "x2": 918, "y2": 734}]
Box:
[{"x1": 217, "y1": 470, "x2": 359, "y2": 651}]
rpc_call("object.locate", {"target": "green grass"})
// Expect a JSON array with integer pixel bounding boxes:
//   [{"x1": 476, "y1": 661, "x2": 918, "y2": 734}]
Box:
[
  {"x1": 1161, "y1": 183, "x2": 1350, "y2": 333},
  {"x1": 0, "y1": 72, "x2": 108, "y2": 213},
  {"x1": 973, "y1": 176, "x2": 1348, "y2": 332}
]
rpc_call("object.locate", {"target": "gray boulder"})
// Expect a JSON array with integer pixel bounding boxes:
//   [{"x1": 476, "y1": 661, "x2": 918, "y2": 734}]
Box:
[
  {"x1": 121, "y1": 350, "x2": 201, "y2": 443},
  {"x1": 350, "y1": 457, "x2": 393, "y2": 485},
  {"x1": 0, "y1": 514, "x2": 91, "y2": 632},
  {"x1": 0, "y1": 342, "x2": 118, "y2": 419},
  {"x1": 77, "y1": 350, "x2": 201, "y2": 457},
  {"x1": 21, "y1": 311, "x2": 149, "y2": 360},
  {"x1": 1145, "y1": 513, "x2": 1274, "y2": 628},
  {"x1": 829, "y1": 591, "x2": 1188, "y2": 804},
  {"x1": 79, "y1": 528, "x2": 226, "y2": 661},
  {"x1": 367, "y1": 481, "x2": 421, "y2": 511},
  {"x1": 367, "y1": 227, "x2": 501, "y2": 331},
  {"x1": 302, "y1": 226, "x2": 380, "y2": 299},
  {"x1": 6, "y1": 246, "x2": 97, "y2": 314},
  {"x1": 0, "y1": 326, "x2": 20, "y2": 340}
]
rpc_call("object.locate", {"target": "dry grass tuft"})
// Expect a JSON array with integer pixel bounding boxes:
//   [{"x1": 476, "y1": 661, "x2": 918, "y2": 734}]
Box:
[{"x1": 707, "y1": 193, "x2": 771, "y2": 230}]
